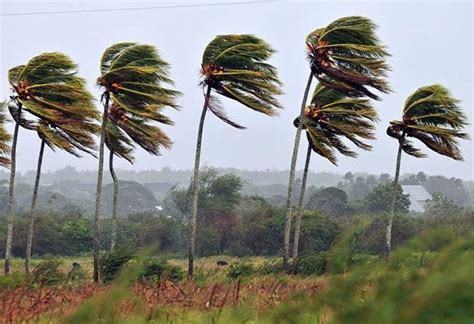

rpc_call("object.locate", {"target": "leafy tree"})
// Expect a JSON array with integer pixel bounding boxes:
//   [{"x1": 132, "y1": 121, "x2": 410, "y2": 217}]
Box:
[
  {"x1": 385, "y1": 85, "x2": 469, "y2": 255},
  {"x1": 350, "y1": 176, "x2": 371, "y2": 200},
  {"x1": 6, "y1": 53, "x2": 97, "y2": 274},
  {"x1": 423, "y1": 175, "x2": 468, "y2": 205},
  {"x1": 424, "y1": 192, "x2": 463, "y2": 223},
  {"x1": 188, "y1": 34, "x2": 282, "y2": 278},
  {"x1": 363, "y1": 183, "x2": 410, "y2": 214},
  {"x1": 306, "y1": 187, "x2": 350, "y2": 217},
  {"x1": 290, "y1": 83, "x2": 378, "y2": 271},
  {"x1": 283, "y1": 16, "x2": 390, "y2": 272},
  {"x1": 344, "y1": 172, "x2": 354, "y2": 184},
  {"x1": 100, "y1": 43, "x2": 179, "y2": 252},
  {"x1": 96, "y1": 43, "x2": 179, "y2": 282}
]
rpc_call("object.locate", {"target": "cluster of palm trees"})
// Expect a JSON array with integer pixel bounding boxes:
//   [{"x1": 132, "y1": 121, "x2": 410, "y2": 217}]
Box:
[{"x1": 0, "y1": 16, "x2": 468, "y2": 281}]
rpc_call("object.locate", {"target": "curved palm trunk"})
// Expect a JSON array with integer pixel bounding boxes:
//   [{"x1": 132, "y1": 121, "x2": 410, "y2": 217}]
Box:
[
  {"x1": 93, "y1": 93, "x2": 109, "y2": 283},
  {"x1": 4, "y1": 103, "x2": 22, "y2": 275},
  {"x1": 188, "y1": 85, "x2": 211, "y2": 279},
  {"x1": 385, "y1": 135, "x2": 404, "y2": 258},
  {"x1": 25, "y1": 138, "x2": 45, "y2": 274},
  {"x1": 109, "y1": 150, "x2": 119, "y2": 251},
  {"x1": 283, "y1": 72, "x2": 313, "y2": 272},
  {"x1": 291, "y1": 143, "x2": 312, "y2": 273}
]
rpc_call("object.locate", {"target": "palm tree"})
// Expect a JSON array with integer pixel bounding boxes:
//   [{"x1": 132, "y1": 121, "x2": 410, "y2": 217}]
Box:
[
  {"x1": 96, "y1": 43, "x2": 179, "y2": 282},
  {"x1": 385, "y1": 85, "x2": 469, "y2": 256},
  {"x1": 0, "y1": 103, "x2": 11, "y2": 169},
  {"x1": 283, "y1": 16, "x2": 391, "y2": 271},
  {"x1": 291, "y1": 83, "x2": 378, "y2": 272},
  {"x1": 188, "y1": 34, "x2": 282, "y2": 278},
  {"x1": 5, "y1": 53, "x2": 97, "y2": 274}
]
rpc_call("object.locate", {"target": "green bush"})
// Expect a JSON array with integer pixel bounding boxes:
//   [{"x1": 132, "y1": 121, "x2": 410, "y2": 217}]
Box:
[
  {"x1": 0, "y1": 273, "x2": 25, "y2": 289},
  {"x1": 227, "y1": 262, "x2": 254, "y2": 279},
  {"x1": 298, "y1": 252, "x2": 327, "y2": 276},
  {"x1": 30, "y1": 259, "x2": 64, "y2": 286},
  {"x1": 99, "y1": 247, "x2": 134, "y2": 283},
  {"x1": 139, "y1": 258, "x2": 183, "y2": 282},
  {"x1": 255, "y1": 260, "x2": 284, "y2": 275}
]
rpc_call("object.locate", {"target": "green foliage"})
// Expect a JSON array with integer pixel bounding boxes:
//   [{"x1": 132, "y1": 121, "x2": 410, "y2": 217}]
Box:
[
  {"x1": 139, "y1": 258, "x2": 183, "y2": 282},
  {"x1": 387, "y1": 84, "x2": 469, "y2": 160},
  {"x1": 424, "y1": 192, "x2": 463, "y2": 223},
  {"x1": 0, "y1": 272, "x2": 25, "y2": 289},
  {"x1": 295, "y1": 83, "x2": 378, "y2": 165},
  {"x1": 0, "y1": 102, "x2": 11, "y2": 168},
  {"x1": 297, "y1": 252, "x2": 327, "y2": 276},
  {"x1": 99, "y1": 247, "x2": 134, "y2": 283},
  {"x1": 362, "y1": 182, "x2": 410, "y2": 213},
  {"x1": 306, "y1": 187, "x2": 350, "y2": 216},
  {"x1": 29, "y1": 259, "x2": 64, "y2": 286},
  {"x1": 201, "y1": 34, "x2": 282, "y2": 128},
  {"x1": 227, "y1": 262, "x2": 254, "y2": 279}
]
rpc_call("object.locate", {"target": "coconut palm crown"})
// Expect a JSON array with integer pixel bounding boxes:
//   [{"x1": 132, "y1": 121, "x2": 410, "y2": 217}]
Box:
[
  {"x1": 294, "y1": 83, "x2": 378, "y2": 164},
  {"x1": 306, "y1": 16, "x2": 391, "y2": 100},
  {"x1": 200, "y1": 34, "x2": 283, "y2": 127},
  {"x1": 8, "y1": 53, "x2": 99, "y2": 156},
  {"x1": 386, "y1": 84, "x2": 469, "y2": 160},
  {"x1": 0, "y1": 104, "x2": 11, "y2": 168}
]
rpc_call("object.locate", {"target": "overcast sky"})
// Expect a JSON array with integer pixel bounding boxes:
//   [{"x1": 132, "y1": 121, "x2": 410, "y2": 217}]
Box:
[{"x1": 1, "y1": 0, "x2": 473, "y2": 179}]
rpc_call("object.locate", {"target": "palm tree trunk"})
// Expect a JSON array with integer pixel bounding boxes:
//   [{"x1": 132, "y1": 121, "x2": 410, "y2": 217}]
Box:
[
  {"x1": 4, "y1": 102, "x2": 22, "y2": 275},
  {"x1": 188, "y1": 85, "x2": 211, "y2": 279},
  {"x1": 109, "y1": 150, "x2": 119, "y2": 251},
  {"x1": 291, "y1": 143, "x2": 312, "y2": 273},
  {"x1": 25, "y1": 138, "x2": 45, "y2": 274},
  {"x1": 283, "y1": 71, "x2": 313, "y2": 272},
  {"x1": 93, "y1": 92, "x2": 109, "y2": 283},
  {"x1": 385, "y1": 135, "x2": 404, "y2": 257}
]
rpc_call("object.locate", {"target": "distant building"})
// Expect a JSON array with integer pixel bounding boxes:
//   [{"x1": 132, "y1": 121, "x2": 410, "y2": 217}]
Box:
[{"x1": 402, "y1": 185, "x2": 432, "y2": 213}]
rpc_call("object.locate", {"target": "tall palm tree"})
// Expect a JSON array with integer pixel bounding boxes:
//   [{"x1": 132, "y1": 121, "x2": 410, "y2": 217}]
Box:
[
  {"x1": 106, "y1": 100, "x2": 176, "y2": 250},
  {"x1": 5, "y1": 53, "x2": 97, "y2": 274},
  {"x1": 385, "y1": 84, "x2": 468, "y2": 256},
  {"x1": 283, "y1": 16, "x2": 391, "y2": 271},
  {"x1": 290, "y1": 83, "x2": 378, "y2": 272},
  {"x1": 0, "y1": 103, "x2": 11, "y2": 169},
  {"x1": 188, "y1": 34, "x2": 282, "y2": 278},
  {"x1": 96, "y1": 43, "x2": 179, "y2": 282}
]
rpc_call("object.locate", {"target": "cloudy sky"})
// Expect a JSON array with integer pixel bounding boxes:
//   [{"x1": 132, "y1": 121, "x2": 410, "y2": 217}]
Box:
[{"x1": 1, "y1": 0, "x2": 473, "y2": 179}]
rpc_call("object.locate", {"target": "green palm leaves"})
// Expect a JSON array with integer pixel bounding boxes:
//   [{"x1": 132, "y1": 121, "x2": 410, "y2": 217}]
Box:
[
  {"x1": 387, "y1": 85, "x2": 469, "y2": 160},
  {"x1": 306, "y1": 16, "x2": 391, "y2": 100},
  {"x1": 200, "y1": 34, "x2": 283, "y2": 127},
  {"x1": 0, "y1": 104, "x2": 11, "y2": 168},
  {"x1": 8, "y1": 53, "x2": 98, "y2": 156},
  {"x1": 295, "y1": 83, "x2": 378, "y2": 164},
  {"x1": 98, "y1": 43, "x2": 179, "y2": 160}
]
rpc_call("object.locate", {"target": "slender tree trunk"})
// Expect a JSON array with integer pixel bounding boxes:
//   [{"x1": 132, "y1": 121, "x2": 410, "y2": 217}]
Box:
[
  {"x1": 385, "y1": 135, "x2": 405, "y2": 258},
  {"x1": 188, "y1": 85, "x2": 211, "y2": 279},
  {"x1": 109, "y1": 150, "x2": 119, "y2": 251},
  {"x1": 4, "y1": 102, "x2": 22, "y2": 275},
  {"x1": 291, "y1": 143, "x2": 312, "y2": 273},
  {"x1": 25, "y1": 138, "x2": 45, "y2": 274},
  {"x1": 93, "y1": 92, "x2": 109, "y2": 283},
  {"x1": 283, "y1": 72, "x2": 313, "y2": 272}
]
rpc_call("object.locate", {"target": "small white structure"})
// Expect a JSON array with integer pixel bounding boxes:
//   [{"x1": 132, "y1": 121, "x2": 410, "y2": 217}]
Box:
[{"x1": 402, "y1": 185, "x2": 432, "y2": 213}]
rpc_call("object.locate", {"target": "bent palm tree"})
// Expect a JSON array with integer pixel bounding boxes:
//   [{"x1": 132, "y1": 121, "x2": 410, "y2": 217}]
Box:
[
  {"x1": 385, "y1": 85, "x2": 469, "y2": 256},
  {"x1": 0, "y1": 103, "x2": 11, "y2": 169},
  {"x1": 97, "y1": 43, "x2": 179, "y2": 281},
  {"x1": 291, "y1": 83, "x2": 377, "y2": 272},
  {"x1": 6, "y1": 53, "x2": 97, "y2": 274},
  {"x1": 189, "y1": 34, "x2": 282, "y2": 278},
  {"x1": 283, "y1": 16, "x2": 390, "y2": 271}
]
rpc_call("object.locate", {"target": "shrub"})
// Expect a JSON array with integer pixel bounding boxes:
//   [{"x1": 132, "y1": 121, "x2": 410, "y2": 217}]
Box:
[
  {"x1": 255, "y1": 260, "x2": 284, "y2": 275},
  {"x1": 139, "y1": 258, "x2": 183, "y2": 282},
  {"x1": 298, "y1": 252, "x2": 327, "y2": 276},
  {"x1": 0, "y1": 273, "x2": 25, "y2": 289},
  {"x1": 99, "y1": 247, "x2": 134, "y2": 283},
  {"x1": 227, "y1": 262, "x2": 254, "y2": 279},
  {"x1": 30, "y1": 259, "x2": 64, "y2": 286}
]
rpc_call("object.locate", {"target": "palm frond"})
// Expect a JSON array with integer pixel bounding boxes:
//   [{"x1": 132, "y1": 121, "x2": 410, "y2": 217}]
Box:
[{"x1": 0, "y1": 102, "x2": 12, "y2": 168}]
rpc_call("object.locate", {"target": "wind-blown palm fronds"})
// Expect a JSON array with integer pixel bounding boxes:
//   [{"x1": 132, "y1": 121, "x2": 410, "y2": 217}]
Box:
[
  {"x1": 306, "y1": 16, "x2": 391, "y2": 100},
  {"x1": 97, "y1": 43, "x2": 179, "y2": 262},
  {"x1": 7, "y1": 53, "x2": 98, "y2": 275},
  {"x1": 291, "y1": 83, "x2": 378, "y2": 272},
  {"x1": 0, "y1": 103, "x2": 11, "y2": 168},
  {"x1": 187, "y1": 35, "x2": 283, "y2": 279},
  {"x1": 384, "y1": 84, "x2": 469, "y2": 256}
]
